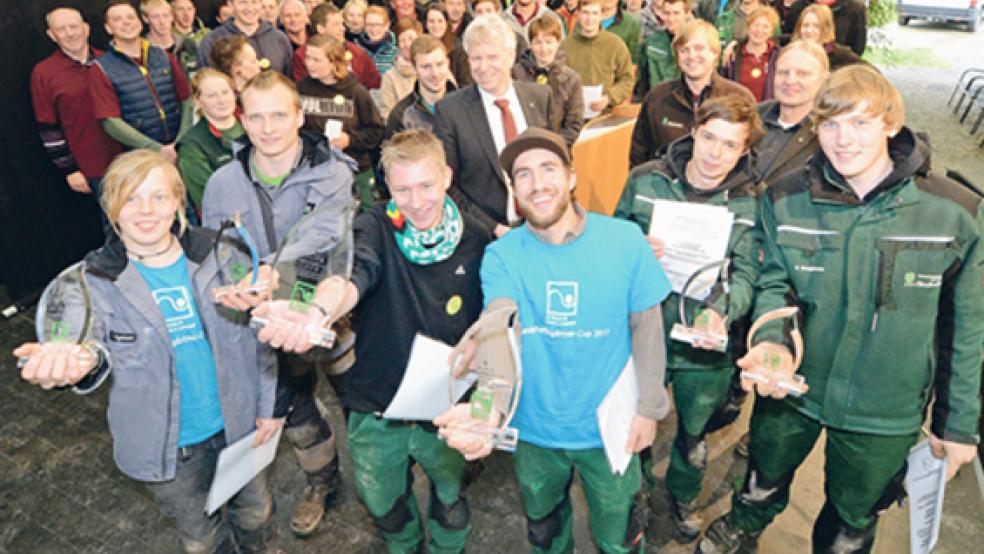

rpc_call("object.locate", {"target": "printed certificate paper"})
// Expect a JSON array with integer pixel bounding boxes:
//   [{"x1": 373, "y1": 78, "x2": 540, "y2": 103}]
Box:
[
  {"x1": 206, "y1": 427, "x2": 283, "y2": 515},
  {"x1": 383, "y1": 334, "x2": 476, "y2": 421},
  {"x1": 647, "y1": 199, "x2": 734, "y2": 300},
  {"x1": 905, "y1": 440, "x2": 947, "y2": 554}
]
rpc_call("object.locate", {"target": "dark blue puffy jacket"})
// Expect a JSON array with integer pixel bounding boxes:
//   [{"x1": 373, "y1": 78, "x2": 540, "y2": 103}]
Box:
[{"x1": 96, "y1": 42, "x2": 181, "y2": 144}]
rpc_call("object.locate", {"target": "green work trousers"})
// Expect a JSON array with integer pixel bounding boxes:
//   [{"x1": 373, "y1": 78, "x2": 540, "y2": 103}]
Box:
[
  {"x1": 513, "y1": 441, "x2": 644, "y2": 554},
  {"x1": 347, "y1": 411, "x2": 470, "y2": 554},
  {"x1": 730, "y1": 398, "x2": 918, "y2": 534}
]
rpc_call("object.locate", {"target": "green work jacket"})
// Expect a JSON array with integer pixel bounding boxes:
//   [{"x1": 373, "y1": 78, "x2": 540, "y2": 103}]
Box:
[
  {"x1": 614, "y1": 136, "x2": 762, "y2": 370},
  {"x1": 754, "y1": 129, "x2": 984, "y2": 442}
]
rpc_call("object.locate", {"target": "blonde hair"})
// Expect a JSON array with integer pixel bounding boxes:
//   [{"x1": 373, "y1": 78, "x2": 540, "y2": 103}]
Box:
[
  {"x1": 140, "y1": 0, "x2": 171, "y2": 16},
  {"x1": 778, "y1": 39, "x2": 830, "y2": 72},
  {"x1": 190, "y1": 68, "x2": 235, "y2": 117},
  {"x1": 813, "y1": 65, "x2": 904, "y2": 133},
  {"x1": 307, "y1": 34, "x2": 350, "y2": 80},
  {"x1": 673, "y1": 19, "x2": 721, "y2": 56},
  {"x1": 241, "y1": 70, "x2": 303, "y2": 111},
  {"x1": 380, "y1": 129, "x2": 447, "y2": 177},
  {"x1": 102, "y1": 149, "x2": 188, "y2": 237},
  {"x1": 747, "y1": 6, "x2": 780, "y2": 34},
  {"x1": 343, "y1": 0, "x2": 368, "y2": 14},
  {"x1": 793, "y1": 4, "x2": 836, "y2": 44},
  {"x1": 462, "y1": 14, "x2": 516, "y2": 56}
]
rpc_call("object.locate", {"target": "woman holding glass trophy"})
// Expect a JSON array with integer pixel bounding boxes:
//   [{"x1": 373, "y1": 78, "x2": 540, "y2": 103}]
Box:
[
  {"x1": 614, "y1": 94, "x2": 770, "y2": 544},
  {"x1": 14, "y1": 150, "x2": 281, "y2": 554}
]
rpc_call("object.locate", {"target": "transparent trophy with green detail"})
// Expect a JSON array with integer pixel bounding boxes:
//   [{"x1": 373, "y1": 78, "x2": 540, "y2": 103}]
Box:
[
  {"x1": 211, "y1": 213, "x2": 268, "y2": 301},
  {"x1": 446, "y1": 306, "x2": 523, "y2": 452},
  {"x1": 740, "y1": 306, "x2": 808, "y2": 397},
  {"x1": 18, "y1": 261, "x2": 103, "y2": 370},
  {"x1": 669, "y1": 259, "x2": 730, "y2": 352},
  {"x1": 248, "y1": 203, "x2": 357, "y2": 349}
]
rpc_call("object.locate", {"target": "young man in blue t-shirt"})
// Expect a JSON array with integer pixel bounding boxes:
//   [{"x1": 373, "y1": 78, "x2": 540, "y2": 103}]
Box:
[{"x1": 436, "y1": 128, "x2": 673, "y2": 553}]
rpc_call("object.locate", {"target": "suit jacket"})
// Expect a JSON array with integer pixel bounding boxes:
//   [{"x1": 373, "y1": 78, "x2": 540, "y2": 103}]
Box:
[
  {"x1": 434, "y1": 81, "x2": 555, "y2": 233},
  {"x1": 753, "y1": 100, "x2": 818, "y2": 187}
]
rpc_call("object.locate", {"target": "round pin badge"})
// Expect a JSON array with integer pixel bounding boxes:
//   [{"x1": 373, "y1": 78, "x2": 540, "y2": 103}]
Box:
[
  {"x1": 536, "y1": 75, "x2": 548, "y2": 85},
  {"x1": 333, "y1": 94, "x2": 345, "y2": 105},
  {"x1": 446, "y1": 295, "x2": 463, "y2": 316},
  {"x1": 751, "y1": 68, "x2": 762, "y2": 79}
]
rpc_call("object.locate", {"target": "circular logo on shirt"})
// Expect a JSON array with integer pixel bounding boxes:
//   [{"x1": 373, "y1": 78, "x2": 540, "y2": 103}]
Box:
[
  {"x1": 333, "y1": 94, "x2": 346, "y2": 105},
  {"x1": 751, "y1": 68, "x2": 762, "y2": 79},
  {"x1": 446, "y1": 295, "x2": 463, "y2": 316}
]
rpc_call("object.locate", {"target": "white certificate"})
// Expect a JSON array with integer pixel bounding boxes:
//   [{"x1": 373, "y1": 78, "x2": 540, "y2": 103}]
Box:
[
  {"x1": 582, "y1": 85, "x2": 605, "y2": 118},
  {"x1": 596, "y1": 357, "x2": 638, "y2": 475},
  {"x1": 646, "y1": 199, "x2": 734, "y2": 300},
  {"x1": 905, "y1": 440, "x2": 947, "y2": 554},
  {"x1": 205, "y1": 427, "x2": 282, "y2": 515},
  {"x1": 382, "y1": 334, "x2": 476, "y2": 421}
]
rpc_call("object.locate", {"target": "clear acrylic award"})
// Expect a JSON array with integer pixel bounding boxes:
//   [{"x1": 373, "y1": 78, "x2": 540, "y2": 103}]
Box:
[
  {"x1": 740, "y1": 306, "x2": 808, "y2": 396},
  {"x1": 18, "y1": 261, "x2": 101, "y2": 370},
  {"x1": 669, "y1": 259, "x2": 730, "y2": 352},
  {"x1": 249, "y1": 203, "x2": 357, "y2": 348},
  {"x1": 446, "y1": 306, "x2": 523, "y2": 452},
  {"x1": 211, "y1": 213, "x2": 267, "y2": 301}
]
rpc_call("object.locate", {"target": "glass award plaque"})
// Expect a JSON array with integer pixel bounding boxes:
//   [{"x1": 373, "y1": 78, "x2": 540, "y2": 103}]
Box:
[
  {"x1": 740, "y1": 306, "x2": 808, "y2": 396},
  {"x1": 669, "y1": 259, "x2": 731, "y2": 352},
  {"x1": 446, "y1": 306, "x2": 523, "y2": 452},
  {"x1": 18, "y1": 261, "x2": 101, "y2": 369},
  {"x1": 249, "y1": 203, "x2": 357, "y2": 348},
  {"x1": 211, "y1": 213, "x2": 268, "y2": 301}
]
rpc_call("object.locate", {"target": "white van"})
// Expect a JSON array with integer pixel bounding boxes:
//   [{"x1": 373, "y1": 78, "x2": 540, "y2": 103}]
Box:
[{"x1": 897, "y1": 0, "x2": 984, "y2": 31}]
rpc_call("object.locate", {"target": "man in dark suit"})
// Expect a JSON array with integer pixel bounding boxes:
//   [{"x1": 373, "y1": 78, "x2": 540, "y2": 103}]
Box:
[
  {"x1": 434, "y1": 14, "x2": 554, "y2": 238},
  {"x1": 753, "y1": 41, "x2": 828, "y2": 187}
]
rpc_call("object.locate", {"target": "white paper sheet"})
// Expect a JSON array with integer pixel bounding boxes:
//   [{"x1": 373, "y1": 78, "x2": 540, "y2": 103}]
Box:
[
  {"x1": 205, "y1": 427, "x2": 283, "y2": 515},
  {"x1": 383, "y1": 334, "x2": 476, "y2": 421},
  {"x1": 596, "y1": 358, "x2": 638, "y2": 475},
  {"x1": 646, "y1": 199, "x2": 734, "y2": 300},
  {"x1": 582, "y1": 85, "x2": 605, "y2": 118},
  {"x1": 905, "y1": 440, "x2": 947, "y2": 554}
]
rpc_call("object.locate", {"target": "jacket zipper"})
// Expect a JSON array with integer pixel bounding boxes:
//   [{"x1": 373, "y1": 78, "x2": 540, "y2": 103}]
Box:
[{"x1": 136, "y1": 41, "x2": 171, "y2": 143}]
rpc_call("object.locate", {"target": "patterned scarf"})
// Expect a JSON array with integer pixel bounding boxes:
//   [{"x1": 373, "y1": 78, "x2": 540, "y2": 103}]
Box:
[{"x1": 387, "y1": 197, "x2": 464, "y2": 265}]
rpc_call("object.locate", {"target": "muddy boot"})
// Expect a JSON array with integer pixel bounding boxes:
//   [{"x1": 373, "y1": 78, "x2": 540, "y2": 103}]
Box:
[
  {"x1": 696, "y1": 515, "x2": 759, "y2": 554},
  {"x1": 290, "y1": 470, "x2": 340, "y2": 537},
  {"x1": 671, "y1": 497, "x2": 704, "y2": 544}
]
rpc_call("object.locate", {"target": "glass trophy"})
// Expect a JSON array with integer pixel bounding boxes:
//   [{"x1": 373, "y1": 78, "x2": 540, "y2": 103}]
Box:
[
  {"x1": 669, "y1": 259, "x2": 730, "y2": 352},
  {"x1": 740, "y1": 306, "x2": 808, "y2": 396},
  {"x1": 446, "y1": 306, "x2": 523, "y2": 452},
  {"x1": 249, "y1": 203, "x2": 357, "y2": 348},
  {"x1": 18, "y1": 261, "x2": 101, "y2": 370},
  {"x1": 211, "y1": 213, "x2": 267, "y2": 301}
]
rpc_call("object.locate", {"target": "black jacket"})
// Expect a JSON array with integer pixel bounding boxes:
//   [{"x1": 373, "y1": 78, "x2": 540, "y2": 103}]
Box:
[{"x1": 297, "y1": 74, "x2": 385, "y2": 172}]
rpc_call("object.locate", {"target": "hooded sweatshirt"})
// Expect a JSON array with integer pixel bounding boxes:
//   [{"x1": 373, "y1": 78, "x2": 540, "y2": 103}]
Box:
[
  {"x1": 615, "y1": 135, "x2": 762, "y2": 370},
  {"x1": 512, "y1": 49, "x2": 584, "y2": 145},
  {"x1": 197, "y1": 17, "x2": 293, "y2": 75},
  {"x1": 297, "y1": 73, "x2": 385, "y2": 172}
]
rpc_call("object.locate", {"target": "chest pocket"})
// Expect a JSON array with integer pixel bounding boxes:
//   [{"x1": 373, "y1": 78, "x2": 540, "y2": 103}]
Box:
[
  {"x1": 875, "y1": 235, "x2": 954, "y2": 312},
  {"x1": 774, "y1": 225, "x2": 843, "y2": 298}
]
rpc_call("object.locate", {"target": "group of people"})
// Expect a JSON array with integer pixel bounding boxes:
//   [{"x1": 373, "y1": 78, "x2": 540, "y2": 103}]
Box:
[{"x1": 18, "y1": 1, "x2": 983, "y2": 554}]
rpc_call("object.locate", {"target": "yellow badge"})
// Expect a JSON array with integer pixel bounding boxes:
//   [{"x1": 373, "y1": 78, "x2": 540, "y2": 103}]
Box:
[
  {"x1": 446, "y1": 295, "x2": 463, "y2": 316},
  {"x1": 259, "y1": 58, "x2": 270, "y2": 70},
  {"x1": 536, "y1": 75, "x2": 548, "y2": 85},
  {"x1": 333, "y1": 94, "x2": 346, "y2": 105},
  {"x1": 344, "y1": 51, "x2": 353, "y2": 62},
  {"x1": 751, "y1": 68, "x2": 762, "y2": 79}
]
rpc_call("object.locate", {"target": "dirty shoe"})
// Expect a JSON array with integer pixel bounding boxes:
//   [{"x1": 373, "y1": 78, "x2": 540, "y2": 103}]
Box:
[
  {"x1": 671, "y1": 498, "x2": 704, "y2": 544},
  {"x1": 695, "y1": 515, "x2": 759, "y2": 554},
  {"x1": 290, "y1": 482, "x2": 335, "y2": 537}
]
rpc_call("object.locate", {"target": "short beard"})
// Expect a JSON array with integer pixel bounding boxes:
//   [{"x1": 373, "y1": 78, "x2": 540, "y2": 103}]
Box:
[{"x1": 519, "y1": 191, "x2": 570, "y2": 230}]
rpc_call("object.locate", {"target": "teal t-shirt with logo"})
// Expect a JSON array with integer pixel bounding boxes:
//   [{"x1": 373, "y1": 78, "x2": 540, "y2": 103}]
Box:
[
  {"x1": 134, "y1": 254, "x2": 225, "y2": 447},
  {"x1": 480, "y1": 213, "x2": 671, "y2": 449}
]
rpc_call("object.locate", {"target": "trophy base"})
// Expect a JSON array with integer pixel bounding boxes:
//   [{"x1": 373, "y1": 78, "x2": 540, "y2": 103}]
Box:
[
  {"x1": 17, "y1": 344, "x2": 97, "y2": 369},
  {"x1": 212, "y1": 282, "x2": 269, "y2": 302},
  {"x1": 491, "y1": 427, "x2": 519, "y2": 452},
  {"x1": 670, "y1": 324, "x2": 728, "y2": 352},
  {"x1": 740, "y1": 370, "x2": 807, "y2": 397},
  {"x1": 250, "y1": 316, "x2": 336, "y2": 348}
]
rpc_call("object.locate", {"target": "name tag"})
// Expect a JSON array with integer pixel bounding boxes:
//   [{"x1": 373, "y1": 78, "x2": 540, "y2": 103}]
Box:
[{"x1": 109, "y1": 330, "x2": 137, "y2": 343}]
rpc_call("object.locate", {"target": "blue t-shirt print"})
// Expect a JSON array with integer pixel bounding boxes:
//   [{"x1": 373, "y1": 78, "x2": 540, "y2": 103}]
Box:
[
  {"x1": 134, "y1": 255, "x2": 225, "y2": 447},
  {"x1": 481, "y1": 214, "x2": 672, "y2": 449}
]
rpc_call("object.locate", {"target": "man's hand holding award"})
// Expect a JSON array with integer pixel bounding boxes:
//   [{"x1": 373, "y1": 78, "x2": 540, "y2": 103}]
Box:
[
  {"x1": 737, "y1": 306, "x2": 808, "y2": 399},
  {"x1": 435, "y1": 306, "x2": 522, "y2": 461}
]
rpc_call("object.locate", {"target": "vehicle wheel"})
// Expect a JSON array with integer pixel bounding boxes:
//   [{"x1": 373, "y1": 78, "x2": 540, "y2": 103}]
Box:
[{"x1": 898, "y1": 16, "x2": 910, "y2": 26}]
